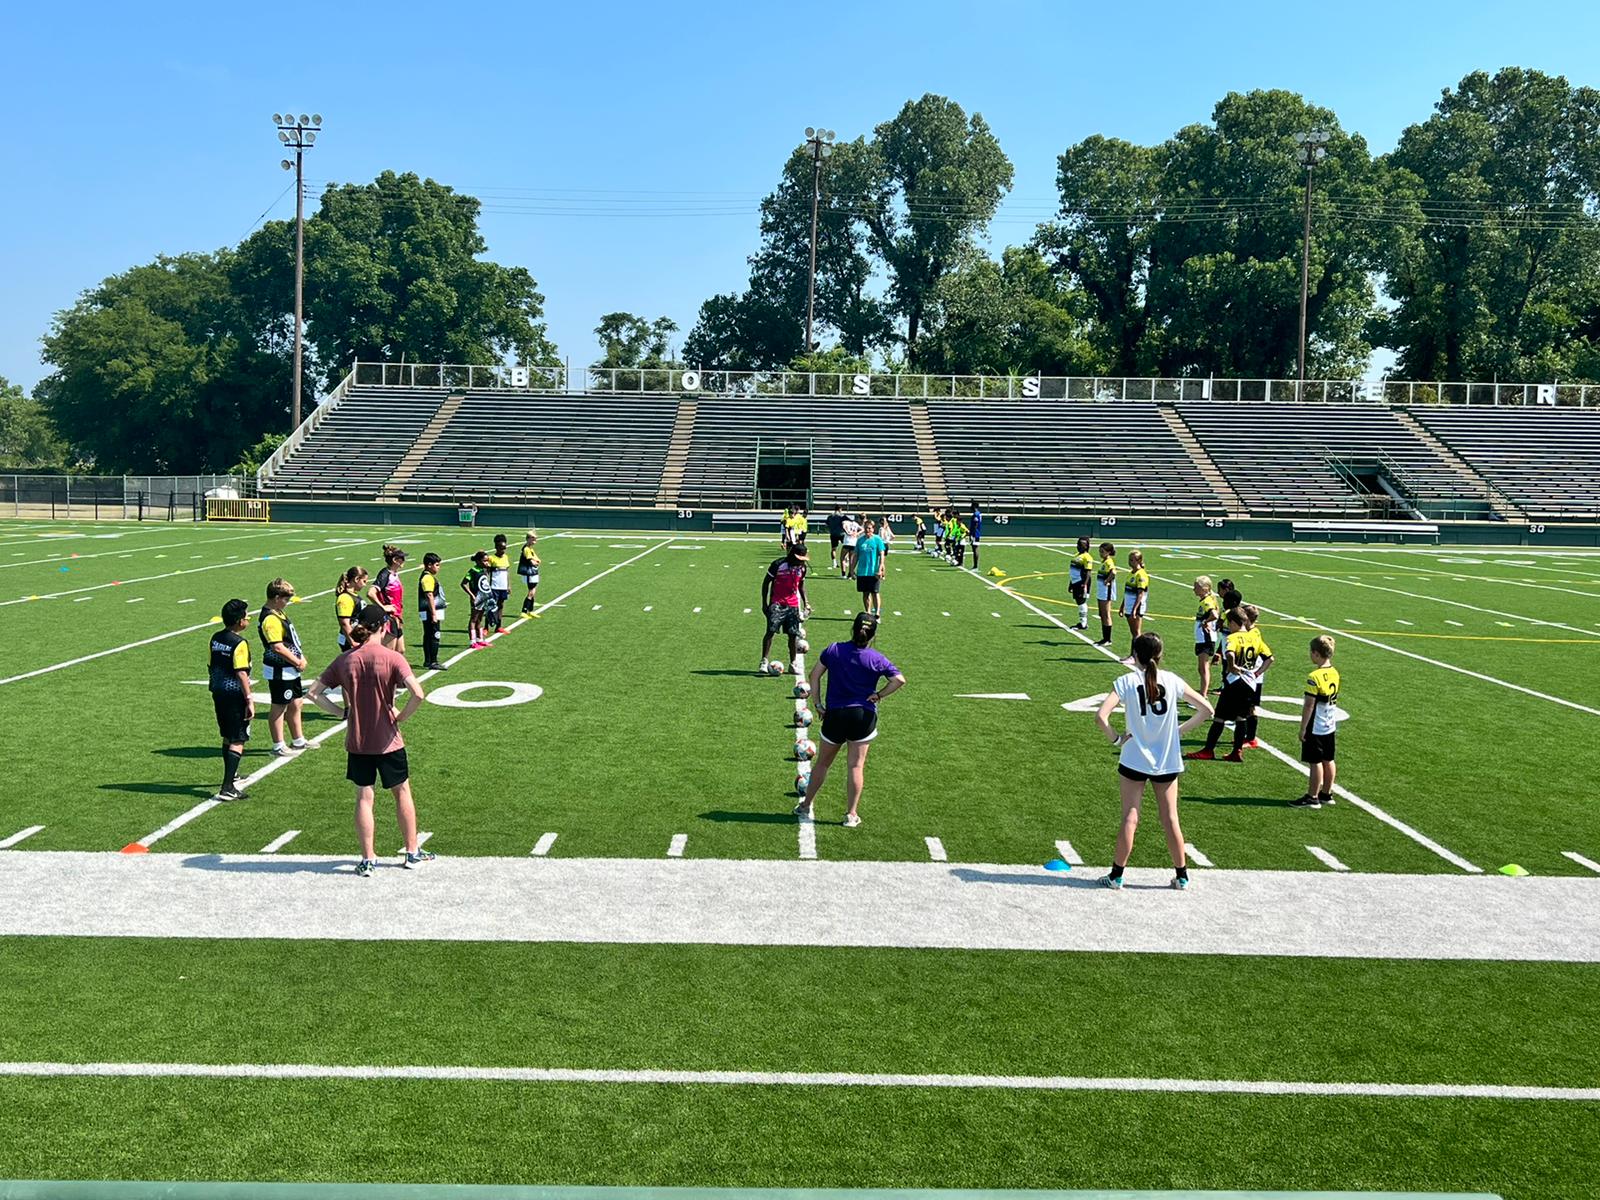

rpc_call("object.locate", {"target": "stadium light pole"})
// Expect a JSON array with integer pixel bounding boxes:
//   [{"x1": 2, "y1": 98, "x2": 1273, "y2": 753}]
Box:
[
  {"x1": 275, "y1": 113, "x2": 322, "y2": 430},
  {"x1": 803, "y1": 128, "x2": 835, "y2": 355},
  {"x1": 1294, "y1": 128, "x2": 1330, "y2": 394}
]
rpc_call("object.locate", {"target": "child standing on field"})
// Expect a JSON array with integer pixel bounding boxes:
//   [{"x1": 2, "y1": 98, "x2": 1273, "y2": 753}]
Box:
[{"x1": 1294, "y1": 635, "x2": 1341, "y2": 808}]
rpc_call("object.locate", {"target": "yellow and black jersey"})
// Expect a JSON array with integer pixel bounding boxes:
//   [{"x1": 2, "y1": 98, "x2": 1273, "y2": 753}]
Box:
[
  {"x1": 1127, "y1": 567, "x2": 1150, "y2": 592},
  {"x1": 1194, "y1": 594, "x2": 1221, "y2": 644},
  {"x1": 1305, "y1": 665, "x2": 1341, "y2": 736},
  {"x1": 417, "y1": 572, "x2": 446, "y2": 620},
  {"x1": 519, "y1": 546, "x2": 541, "y2": 576},
  {"x1": 1223, "y1": 629, "x2": 1261, "y2": 684},
  {"x1": 1250, "y1": 627, "x2": 1273, "y2": 662},
  {"x1": 257, "y1": 607, "x2": 303, "y2": 675},
  {"x1": 208, "y1": 630, "x2": 251, "y2": 694},
  {"x1": 1097, "y1": 555, "x2": 1117, "y2": 583},
  {"x1": 1070, "y1": 552, "x2": 1094, "y2": 582},
  {"x1": 334, "y1": 592, "x2": 359, "y2": 650}
]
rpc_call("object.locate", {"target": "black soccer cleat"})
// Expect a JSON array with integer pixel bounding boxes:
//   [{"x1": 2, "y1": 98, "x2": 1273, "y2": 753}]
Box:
[{"x1": 1289, "y1": 794, "x2": 1322, "y2": 808}]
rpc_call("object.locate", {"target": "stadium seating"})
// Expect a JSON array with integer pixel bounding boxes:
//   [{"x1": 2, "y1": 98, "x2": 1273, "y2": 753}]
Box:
[
  {"x1": 263, "y1": 387, "x2": 444, "y2": 497},
  {"x1": 399, "y1": 392, "x2": 676, "y2": 505},
  {"x1": 1176, "y1": 403, "x2": 1484, "y2": 517},
  {"x1": 924, "y1": 401, "x2": 1220, "y2": 512},
  {"x1": 1408, "y1": 406, "x2": 1600, "y2": 519},
  {"x1": 678, "y1": 397, "x2": 925, "y2": 508}
]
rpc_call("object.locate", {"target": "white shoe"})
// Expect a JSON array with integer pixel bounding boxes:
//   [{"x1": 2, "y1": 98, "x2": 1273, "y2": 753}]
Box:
[
  {"x1": 789, "y1": 661, "x2": 801, "y2": 675},
  {"x1": 289, "y1": 738, "x2": 313, "y2": 750},
  {"x1": 758, "y1": 660, "x2": 769, "y2": 675},
  {"x1": 271, "y1": 743, "x2": 290, "y2": 757},
  {"x1": 843, "y1": 813, "x2": 861, "y2": 828}
]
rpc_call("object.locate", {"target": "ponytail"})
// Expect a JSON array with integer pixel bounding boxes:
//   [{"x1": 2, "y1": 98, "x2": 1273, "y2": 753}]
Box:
[
  {"x1": 348, "y1": 622, "x2": 374, "y2": 646},
  {"x1": 382, "y1": 544, "x2": 402, "y2": 565},
  {"x1": 1132, "y1": 632, "x2": 1165, "y2": 706}
]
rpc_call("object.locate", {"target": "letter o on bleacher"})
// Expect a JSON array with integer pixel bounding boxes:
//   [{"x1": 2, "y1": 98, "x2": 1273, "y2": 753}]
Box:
[{"x1": 680, "y1": 370, "x2": 702, "y2": 392}]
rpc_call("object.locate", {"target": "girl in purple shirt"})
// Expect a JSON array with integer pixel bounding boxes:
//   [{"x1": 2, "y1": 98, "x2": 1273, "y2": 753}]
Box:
[{"x1": 793, "y1": 612, "x2": 906, "y2": 828}]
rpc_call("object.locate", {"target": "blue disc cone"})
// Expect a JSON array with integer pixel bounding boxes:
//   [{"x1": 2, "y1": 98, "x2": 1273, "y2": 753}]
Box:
[{"x1": 1043, "y1": 858, "x2": 1072, "y2": 872}]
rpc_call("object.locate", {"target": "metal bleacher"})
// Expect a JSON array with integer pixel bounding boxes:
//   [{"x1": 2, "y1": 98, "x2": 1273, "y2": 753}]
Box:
[
  {"x1": 264, "y1": 387, "x2": 444, "y2": 497},
  {"x1": 925, "y1": 401, "x2": 1221, "y2": 513},
  {"x1": 398, "y1": 392, "x2": 676, "y2": 506},
  {"x1": 677, "y1": 396, "x2": 925, "y2": 509},
  {"x1": 1176, "y1": 403, "x2": 1482, "y2": 517},
  {"x1": 1409, "y1": 406, "x2": 1600, "y2": 520}
]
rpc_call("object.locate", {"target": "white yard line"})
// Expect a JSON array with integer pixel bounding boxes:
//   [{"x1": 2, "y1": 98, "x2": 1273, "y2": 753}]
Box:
[
  {"x1": 1054, "y1": 839, "x2": 1084, "y2": 866},
  {"x1": 1210, "y1": 551, "x2": 1600, "y2": 640},
  {"x1": 397, "y1": 831, "x2": 433, "y2": 854},
  {"x1": 0, "y1": 825, "x2": 45, "y2": 849},
  {"x1": 1184, "y1": 843, "x2": 1214, "y2": 867},
  {"x1": 0, "y1": 619, "x2": 225, "y2": 687},
  {"x1": 1283, "y1": 545, "x2": 1600, "y2": 601},
  {"x1": 530, "y1": 833, "x2": 558, "y2": 857},
  {"x1": 1008, "y1": 551, "x2": 1482, "y2": 873},
  {"x1": 924, "y1": 836, "x2": 948, "y2": 862},
  {"x1": 1306, "y1": 845, "x2": 1351, "y2": 872},
  {"x1": 0, "y1": 528, "x2": 299, "y2": 571},
  {"x1": 0, "y1": 1058, "x2": 1594, "y2": 1101},
  {"x1": 1561, "y1": 851, "x2": 1600, "y2": 875},
  {"x1": 130, "y1": 541, "x2": 673, "y2": 849},
  {"x1": 797, "y1": 813, "x2": 817, "y2": 861},
  {"x1": 5, "y1": 852, "x2": 1599, "y2": 961},
  {"x1": 667, "y1": 833, "x2": 688, "y2": 858},
  {"x1": 259, "y1": 831, "x2": 300, "y2": 854}
]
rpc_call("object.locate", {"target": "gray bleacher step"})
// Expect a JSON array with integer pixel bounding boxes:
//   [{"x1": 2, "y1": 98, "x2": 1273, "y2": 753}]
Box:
[
  {"x1": 380, "y1": 392, "x2": 466, "y2": 499},
  {"x1": 656, "y1": 398, "x2": 698, "y2": 508},
  {"x1": 1156, "y1": 404, "x2": 1248, "y2": 516},
  {"x1": 1393, "y1": 408, "x2": 1526, "y2": 521},
  {"x1": 907, "y1": 400, "x2": 949, "y2": 509}
]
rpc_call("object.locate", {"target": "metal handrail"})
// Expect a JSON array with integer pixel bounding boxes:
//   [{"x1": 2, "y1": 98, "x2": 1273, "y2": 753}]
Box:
[{"x1": 333, "y1": 361, "x2": 1600, "y2": 407}]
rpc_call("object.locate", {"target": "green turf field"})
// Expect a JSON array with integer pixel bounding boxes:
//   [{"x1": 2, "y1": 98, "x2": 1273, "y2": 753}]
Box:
[{"x1": 1, "y1": 517, "x2": 1598, "y2": 1198}]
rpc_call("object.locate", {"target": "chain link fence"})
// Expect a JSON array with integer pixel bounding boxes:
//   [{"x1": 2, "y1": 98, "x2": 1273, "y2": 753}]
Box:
[{"x1": 0, "y1": 475, "x2": 245, "y2": 520}]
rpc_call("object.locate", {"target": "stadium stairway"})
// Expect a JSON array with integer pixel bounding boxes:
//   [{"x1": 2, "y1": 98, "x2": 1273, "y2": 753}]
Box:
[
  {"x1": 908, "y1": 400, "x2": 951, "y2": 509},
  {"x1": 381, "y1": 392, "x2": 469, "y2": 500},
  {"x1": 1157, "y1": 404, "x2": 1248, "y2": 517},
  {"x1": 655, "y1": 399, "x2": 698, "y2": 508},
  {"x1": 1392, "y1": 408, "x2": 1525, "y2": 521}
]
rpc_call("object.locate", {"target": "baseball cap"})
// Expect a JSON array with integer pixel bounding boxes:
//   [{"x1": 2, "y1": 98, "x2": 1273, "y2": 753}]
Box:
[{"x1": 357, "y1": 604, "x2": 388, "y2": 630}]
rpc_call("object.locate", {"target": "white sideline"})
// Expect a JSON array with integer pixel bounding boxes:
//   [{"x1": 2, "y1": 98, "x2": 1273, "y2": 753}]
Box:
[
  {"x1": 0, "y1": 528, "x2": 300, "y2": 572},
  {"x1": 130, "y1": 541, "x2": 672, "y2": 849},
  {"x1": 0, "y1": 1059, "x2": 1594, "y2": 1101},
  {"x1": 3, "y1": 853, "x2": 1598, "y2": 961},
  {"x1": 995, "y1": 551, "x2": 1481, "y2": 873}
]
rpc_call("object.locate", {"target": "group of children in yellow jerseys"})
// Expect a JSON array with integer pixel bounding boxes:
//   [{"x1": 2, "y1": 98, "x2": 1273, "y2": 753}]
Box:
[{"x1": 1068, "y1": 547, "x2": 1343, "y2": 807}]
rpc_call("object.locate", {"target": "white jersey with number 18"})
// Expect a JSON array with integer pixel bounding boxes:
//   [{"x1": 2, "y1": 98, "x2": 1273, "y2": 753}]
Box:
[{"x1": 1112, "y1": 668, "x2": 1188, "y2": 777}]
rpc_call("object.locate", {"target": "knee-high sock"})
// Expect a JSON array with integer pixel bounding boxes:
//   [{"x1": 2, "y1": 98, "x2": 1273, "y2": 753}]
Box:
[
  {"x1": 1078, "y1": 601, "x2": 1089, "y2": 624},
  {"x1": 222, "y1": 747, "x2": 242, "y2": 789},
  {"x1": 1202, "y1": 721, "x2": 1224, "y2": 752}
]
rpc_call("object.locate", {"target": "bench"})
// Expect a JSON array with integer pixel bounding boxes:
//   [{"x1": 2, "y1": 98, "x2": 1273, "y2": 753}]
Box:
[
  {"x1": 710, "y1": 511, "x2": 784, "y2": 531},
  {"x1": 1292, "y1": 520, "x2": 1441, "y2": 544}
]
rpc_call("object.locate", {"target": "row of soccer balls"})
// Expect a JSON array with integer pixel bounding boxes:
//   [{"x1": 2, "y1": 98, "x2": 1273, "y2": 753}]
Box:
[{"x1": 768, "y1": 629, "x2": 816, "y2": 796}]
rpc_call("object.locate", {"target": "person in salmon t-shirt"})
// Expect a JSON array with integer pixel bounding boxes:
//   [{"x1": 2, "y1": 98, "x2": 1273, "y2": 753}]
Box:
[{"x1": 307, "y1": 604, "x2": 433, "y2": 878}]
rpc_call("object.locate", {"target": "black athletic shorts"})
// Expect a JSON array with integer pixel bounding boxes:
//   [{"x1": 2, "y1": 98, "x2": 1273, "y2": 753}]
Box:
[
  {"x1": 1070, "y1": 580, "x2": 1089, "y2": 604},
  {"x1": 820, "y1": 705, "x2": 878, "y2": 745},
  {"x1": 856, "y1": 575, "x2": 881, "y2": 595},
  {"x1": 267, "y1": 674, "x2": 304, "y2": 705},
  {"x1": 829, "y1": 533, "x2": 842, "y2": 550},
  {"x1": 212, "y1": 692, "x2": 251, "y2": 744},
  {"x1": 347, "y1": 747, "x2": 410, "y2": 789},
  {"x1": 1118, "y1": 763, "x2": 1180, "y2": 784},
  {"x1": 1301, "y1": 732, "x2": 1336, "y2": 764},
  {"x1": 1195, "y1": 640, "x2": 1216, "y2": 658},
  {"x1": 1215, "y1": 679, "x2": 1258, "y2": 722}
]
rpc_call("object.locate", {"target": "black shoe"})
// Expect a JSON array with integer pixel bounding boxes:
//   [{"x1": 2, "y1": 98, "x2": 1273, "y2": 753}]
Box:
[
  {"x1": 1319, "y1": 793, "x2": 1335, "y2": 806},
  {"x1": 1073, "y1": 622, "x2": 1087, "y2": 630},
  {"x1": 425, "y1": 661, "x2": 447, "y2": 671},
  {"x1": 214, "y1": 785, "x2": 248, "y2": 803},
  {"x1": 1290, "y1": 794, "x2": 1322, "y2": 808},
  {"x1": 1093, "y1": 638, "x2": 1111, "y2": 646}
]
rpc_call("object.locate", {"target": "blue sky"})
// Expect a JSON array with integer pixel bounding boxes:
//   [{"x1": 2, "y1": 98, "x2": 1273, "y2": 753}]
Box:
[{"x1": 5, "y1": 0, "x2": 1599, "y2": 392}]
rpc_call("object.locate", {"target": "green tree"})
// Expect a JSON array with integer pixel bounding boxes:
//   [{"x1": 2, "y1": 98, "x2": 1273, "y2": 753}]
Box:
[
  {"x1": 1378, "y1": 68, "x2": 1600, "y2": 380},
  {"x1": 1042, "y1": 91, "x2": 1390, "y2": 378},
  {"x1": 228, "y1": 431, "x2": 287, "y2": 478},
  {"x1": 918, "y1": 247, "x2": 1100, "y2": 376},
  {"x1": 237, "y1": 171, "x2": 557, "y2": 387},
  {"x1": 594, "y1": 312, "x2": 678, "y2": 368},
  {"x1": 0, "y1": 376, "x2": 68, "y2": 469},
  {"x1": 858, "y1": 95, "x2": 1013, "y2": 364},
  {"x1": 38, "y1": 253, "x2": 289, "y2": 472}
]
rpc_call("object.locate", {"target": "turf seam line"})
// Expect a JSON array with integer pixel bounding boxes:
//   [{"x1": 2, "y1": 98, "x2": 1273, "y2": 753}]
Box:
[
  {"x1": 1017, "y1": 551, "x2": 1483, "y2": 874},
  {"x1": 3, "y1": 1060, "x2": 1596, "y2": 1100}
]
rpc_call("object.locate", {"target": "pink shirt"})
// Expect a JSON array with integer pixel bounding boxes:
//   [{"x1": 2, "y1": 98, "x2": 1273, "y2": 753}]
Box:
[
  {"x1": 767, "y1": 558, "x2": 806, "y2": 607},
  {"x1": 318, "y1": 641, "x2": 410, "y2": 754}
]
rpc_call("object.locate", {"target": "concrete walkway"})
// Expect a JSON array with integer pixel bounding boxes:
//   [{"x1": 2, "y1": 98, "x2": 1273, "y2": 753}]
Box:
[{"x1": 4, "y1": 851, "x2": 1597, "y2": 961}]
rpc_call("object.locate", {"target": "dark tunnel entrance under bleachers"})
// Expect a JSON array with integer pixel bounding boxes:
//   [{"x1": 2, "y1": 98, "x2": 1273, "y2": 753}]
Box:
[{"x1": 755, "y1": 438, "x2": 812, "y2": 509}]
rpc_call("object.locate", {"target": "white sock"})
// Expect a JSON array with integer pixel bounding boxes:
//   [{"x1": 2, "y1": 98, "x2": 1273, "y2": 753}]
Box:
[{"x1": 1078, "y1": 602, "x2": 1089, "y2": 623}]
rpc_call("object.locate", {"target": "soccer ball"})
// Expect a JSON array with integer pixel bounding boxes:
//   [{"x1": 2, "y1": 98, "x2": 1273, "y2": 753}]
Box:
[
  {"x1": 795, "y1": 637, "x2": 810, "y2": 654},
  {"x1": 792, "y1": 681, "x2": 811, "y2": 699},
  {"x1": 766, "y1": 660, "x2": 784, "y2": 676},
  {"x1": 795, "y1": 739, "x2": 817, "y2": 761},
  {"x1": 795, "y1": 706, "x2": 814, "y2": 727},
  {"x1": 795, "y1": 772, "x2": 811, "y2": 796}
]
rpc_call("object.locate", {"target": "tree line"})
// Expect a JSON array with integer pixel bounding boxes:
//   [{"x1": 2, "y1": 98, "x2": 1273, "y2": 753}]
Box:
[{"x1": 3, "y1": 66, "x2": 1597, "y2": 474}]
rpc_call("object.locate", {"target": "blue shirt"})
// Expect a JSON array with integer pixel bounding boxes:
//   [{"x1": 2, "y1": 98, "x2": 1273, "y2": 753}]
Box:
[
  {"x1": 970, "y1": 511, "x2": 982, "y2": 538},
  {"x1": 820, "y1": 642, "x2": 900, "y2": 711},
  {"x1": 854, "y1": 535, "x2": 885, "y2": 578}
]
